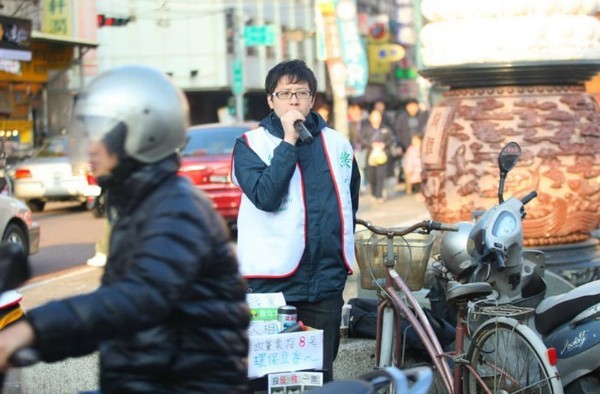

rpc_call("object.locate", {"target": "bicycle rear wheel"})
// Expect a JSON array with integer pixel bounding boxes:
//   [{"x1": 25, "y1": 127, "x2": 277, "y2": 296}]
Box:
[{"x1": 463, "y1": 317, "x2": 562, "y2": 394}]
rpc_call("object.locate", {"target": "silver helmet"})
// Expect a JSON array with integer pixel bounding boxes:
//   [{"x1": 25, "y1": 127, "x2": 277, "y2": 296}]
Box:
[
  {"x1": 71, "y1": 64, "x2": 189, "y2": 164},
  {"x1": 440, "y1": 221, "x2": 475, "y2": 277}
]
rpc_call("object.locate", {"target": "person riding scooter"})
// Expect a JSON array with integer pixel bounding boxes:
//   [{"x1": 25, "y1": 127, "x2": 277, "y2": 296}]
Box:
[{"x1": 0, "y1": 64, "x2": 250, "y2": 393}]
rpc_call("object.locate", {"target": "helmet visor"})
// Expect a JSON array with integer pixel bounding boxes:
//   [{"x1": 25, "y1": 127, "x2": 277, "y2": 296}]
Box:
[
  {"x1": 77, "y1": 115, "x2": 122, "y2": 143},
  {"x1": 68, "y1": 113, "x2": 121, "y2": 177}
]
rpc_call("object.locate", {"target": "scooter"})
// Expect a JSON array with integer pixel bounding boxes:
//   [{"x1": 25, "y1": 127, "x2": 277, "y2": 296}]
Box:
[
  {"x1": 434, "y1": 141, "x2": 547, "y2": 310},
  {"x1": 535, "y1": 281, "x2": 600, "y2": 393},
  {"x1": 0, "y1": 242, "x2": 30, "y2": 389},
  {"x1": 0, "y1": 243, "x2": 28, "y2": 330},
  {"x1": 435, "y1": 142, "x2": 600, "y2": 393}
]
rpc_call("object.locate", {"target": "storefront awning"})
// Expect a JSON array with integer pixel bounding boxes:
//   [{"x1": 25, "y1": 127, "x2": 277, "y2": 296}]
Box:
[{"x1": 31, "y1": 31, "x2": 98, "y2": 49}]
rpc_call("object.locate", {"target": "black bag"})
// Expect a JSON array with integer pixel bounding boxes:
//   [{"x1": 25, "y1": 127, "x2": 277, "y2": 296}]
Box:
[
  {"x1": 347, "y1": 297, "x2": 456, "y2": 357},
  {"x1": 348, "y1": 297, "x2": 378, "y2": 339}
]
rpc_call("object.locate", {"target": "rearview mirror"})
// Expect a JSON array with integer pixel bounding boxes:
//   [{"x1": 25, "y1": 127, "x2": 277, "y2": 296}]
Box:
[
  {"x1": 498, "y1": 141, "x2": 521, "y2": 174},
  {"x1": 497, "y1": 142, "x2": 522, "y2": 203}
]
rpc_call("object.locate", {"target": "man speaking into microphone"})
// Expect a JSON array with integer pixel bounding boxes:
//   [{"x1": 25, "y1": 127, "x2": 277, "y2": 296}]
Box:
[{"x1": 231, "y1": 59, "x2": 361, "y2": 382}]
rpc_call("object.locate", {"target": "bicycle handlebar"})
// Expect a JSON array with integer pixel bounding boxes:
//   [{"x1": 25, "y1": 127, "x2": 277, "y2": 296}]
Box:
[{"x1": 356, "y1": 218, "x2": 458, "y2": 237}]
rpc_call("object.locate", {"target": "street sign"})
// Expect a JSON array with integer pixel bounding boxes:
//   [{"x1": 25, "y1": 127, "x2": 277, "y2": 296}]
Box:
[
  {"x1": 244, "y1": 25, "x2": 276, "y2": 46},
  {"x1": 232, "y1": 60, "x2": 243, "y2": 94}
]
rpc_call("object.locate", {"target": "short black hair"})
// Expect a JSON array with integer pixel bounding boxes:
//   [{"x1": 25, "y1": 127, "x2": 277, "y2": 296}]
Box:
[{"x1": 265, "y1": 59, "x2": 317, "y2": 95}]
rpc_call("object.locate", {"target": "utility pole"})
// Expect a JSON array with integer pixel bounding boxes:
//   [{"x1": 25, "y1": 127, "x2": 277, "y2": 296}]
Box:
[{"x1": 233, "y1": 0, "x2": 245, "y2": 121}]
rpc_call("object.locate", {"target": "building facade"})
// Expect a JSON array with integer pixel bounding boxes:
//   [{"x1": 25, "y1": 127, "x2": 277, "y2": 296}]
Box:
[{"x1": 1, "y1": 0, "x2": 420, "y2": 151}]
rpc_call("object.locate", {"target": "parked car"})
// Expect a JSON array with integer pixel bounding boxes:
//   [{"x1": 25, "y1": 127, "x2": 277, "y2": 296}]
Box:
[
  {"x1": 0, "y1": 170, "x2": 40, "y2": 256},
  {"x1": 0, "y1": 194, "x2": 40, "y2": 256},
  {"x1": 11, "y1": 136, "x2": 101, "y2": 212},
  {"x1": 178, "y1": 122, "x2": 256, "y2": 229}
]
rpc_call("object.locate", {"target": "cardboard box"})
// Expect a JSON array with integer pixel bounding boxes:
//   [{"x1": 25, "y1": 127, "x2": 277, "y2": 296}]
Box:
[{"x1": 247, "y1": 328, "x2": 324, "y2": 378}]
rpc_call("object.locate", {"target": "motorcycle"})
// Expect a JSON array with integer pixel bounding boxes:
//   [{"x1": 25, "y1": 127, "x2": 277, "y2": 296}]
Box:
[
  {"x1": 434, "y1": 141, "x2": 600, "y2": 393},
  {"x1": 433, "y1": 141, "x2": 547, "y2": 315},
  {"x1": 0, "y1": 242, "x2": 30, "y2": 389},
  {"x1": 0, "y1": 243, "x2": 28, "y2": 330}
]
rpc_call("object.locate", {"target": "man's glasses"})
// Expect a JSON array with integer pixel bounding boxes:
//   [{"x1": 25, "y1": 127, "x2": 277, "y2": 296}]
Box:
[{"x1": 272, "y1": 90, "x2": 313, "y2": 100}]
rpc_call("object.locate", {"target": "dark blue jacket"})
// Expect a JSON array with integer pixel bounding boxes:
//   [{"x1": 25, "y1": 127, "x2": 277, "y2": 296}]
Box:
[
  {"x1": 233, "y1": 111, "x2": 361, "y2": 302},
  {"x1": 28, "y1": 155, "x2": 249, "y2": 393}
]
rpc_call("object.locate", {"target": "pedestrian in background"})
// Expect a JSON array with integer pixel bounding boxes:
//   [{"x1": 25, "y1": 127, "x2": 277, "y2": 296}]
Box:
[
  {"x1": 232, "y1": 59, "x2": 361, "y2": 382},
  {"x1": 403, "y1": 134, "x2": 423, "y2": 195},
  {"x1": 373, "y1": 100, "x2": 400, "y2": 199},
  {"x1": 394, "y1": 99, "x2": 429, "y2": 183},
  {"x1": 86, "y1": 217, "x2": 110, "y2": 267},
  {"x1": 0, "y1": 65, "x2": 250, "y2": 393},
  {"x1": 362, "y1": 107, "x2": 395, "y2": 203},
  {"x1": 348, "y1": 101, "x2": 367, "y2": 193}
]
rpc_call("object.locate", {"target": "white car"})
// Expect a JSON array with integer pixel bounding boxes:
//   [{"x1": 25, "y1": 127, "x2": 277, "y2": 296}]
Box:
[
  {"x1": 0, "y1": 192, "x2": 40, "y2": 256},
  {"x1": 12, "y1": 136, "x2": 101, "y2": 212}
]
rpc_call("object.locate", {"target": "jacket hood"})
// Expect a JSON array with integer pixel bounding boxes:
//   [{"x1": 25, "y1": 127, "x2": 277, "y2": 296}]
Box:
[{"x1": 259, "y1": 110, "x2": 328, "y2": 140}]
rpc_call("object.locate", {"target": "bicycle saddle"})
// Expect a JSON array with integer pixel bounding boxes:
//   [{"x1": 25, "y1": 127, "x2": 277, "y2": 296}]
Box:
[{"x1": 445, "y1": 281, "x2": 493, "y2": 305}]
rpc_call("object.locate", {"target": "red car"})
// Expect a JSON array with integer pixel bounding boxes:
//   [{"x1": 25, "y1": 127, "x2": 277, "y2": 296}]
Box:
[{"x1": 178, "y1": 122, "x2": 256, "y2": 229}]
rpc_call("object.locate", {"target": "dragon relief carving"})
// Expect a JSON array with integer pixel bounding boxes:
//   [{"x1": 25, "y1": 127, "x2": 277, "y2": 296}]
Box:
[
  {"x1": 457, "y1": 179, "x2": 479, "y2": 197},
  {"x1": 423, "y1": 87, "x2": 600, "y2": 246},
  {"x1": 447, "y1": 144, "x2": 468, "y2": 185},
  {"x1": 567, "y1": 156, "x2": 600, "y2": 179}
]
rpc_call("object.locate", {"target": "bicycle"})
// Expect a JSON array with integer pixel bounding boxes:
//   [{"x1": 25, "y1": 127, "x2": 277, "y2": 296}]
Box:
[
  {"x1": 354, "y1": 218, "x2": 563, "y2": 394},
  {"x1": 311, "y1": 366, "x2": 433, "y2": 394}
]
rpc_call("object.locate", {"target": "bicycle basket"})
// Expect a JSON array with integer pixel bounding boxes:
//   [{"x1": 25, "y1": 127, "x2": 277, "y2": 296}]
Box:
[{"x1": 354, "y1": 229, "x2": 436, "y2": 291}]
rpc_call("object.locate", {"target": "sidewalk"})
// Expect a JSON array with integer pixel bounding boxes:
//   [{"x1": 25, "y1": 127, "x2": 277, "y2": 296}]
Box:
[
  {"x1": 19, "y1": 186, "x2": 431, "y2": 311},
  {"x1": 8, "y1": 187, "x2": 430, "y2": 393}
]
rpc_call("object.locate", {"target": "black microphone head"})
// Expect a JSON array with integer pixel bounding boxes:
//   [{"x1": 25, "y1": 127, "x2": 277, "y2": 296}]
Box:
[{"x1": 294, "y1": 120, "x2": 313, "y2": 144}]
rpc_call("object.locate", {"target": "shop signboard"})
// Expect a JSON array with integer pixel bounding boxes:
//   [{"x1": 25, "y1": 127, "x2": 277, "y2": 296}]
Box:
[
  {"x1": 244, "y1": 25, "x2": 276, "y2": 47},
  {"x1": 0, "y1": 16, "x2": 32, "y2": 61}
]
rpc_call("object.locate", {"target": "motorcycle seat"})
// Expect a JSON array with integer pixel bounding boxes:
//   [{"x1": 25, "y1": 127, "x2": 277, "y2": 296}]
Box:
[{"x1": 535, "y1": 280, "x2": 600, "y2": 336}]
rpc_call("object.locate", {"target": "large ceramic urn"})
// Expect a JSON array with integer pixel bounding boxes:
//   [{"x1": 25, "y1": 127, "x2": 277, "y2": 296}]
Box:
[
  {"x1": 419, "y1": 62, "x2": 600, "y2": 248},
  {"x1": 416, "y1": 0, "x2": 600, "y2": 278}
]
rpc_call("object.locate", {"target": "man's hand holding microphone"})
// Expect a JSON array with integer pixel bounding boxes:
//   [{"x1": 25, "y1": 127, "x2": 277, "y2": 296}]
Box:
[{"x1": 281, "y1": 110, "x2": 313, "y2": 145}]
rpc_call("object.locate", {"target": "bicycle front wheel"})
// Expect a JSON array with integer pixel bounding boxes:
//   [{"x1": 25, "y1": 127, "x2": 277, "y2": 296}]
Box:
[{"x1": 463, "y1": 316, "x2": 562, "y2": 394}]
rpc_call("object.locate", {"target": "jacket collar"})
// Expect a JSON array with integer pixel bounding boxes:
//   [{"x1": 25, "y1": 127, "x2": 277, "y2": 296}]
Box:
[
  {"x1": 106, "y1": 154, "x2": 180, "y2": 219},
  {"x1": 259, "y1": 111, "x2": 328, "y2": 139}
]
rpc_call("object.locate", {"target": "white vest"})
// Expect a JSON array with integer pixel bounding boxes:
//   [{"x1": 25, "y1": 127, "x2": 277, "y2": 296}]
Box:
[{"x1": 232, "y1": 127, "x2": 355, "y2": 278}]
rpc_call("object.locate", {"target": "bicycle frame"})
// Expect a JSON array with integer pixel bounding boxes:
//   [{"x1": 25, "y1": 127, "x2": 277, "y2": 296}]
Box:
[
  {"x1": 357, "y1": 218, "x2": 560, "y2": 394},
  {"x1": 356, "y1": 219, "x2": 456, "y2": 392},
  {"x1": 379, "y1": 271, "x2": 454, "y2": 393}
]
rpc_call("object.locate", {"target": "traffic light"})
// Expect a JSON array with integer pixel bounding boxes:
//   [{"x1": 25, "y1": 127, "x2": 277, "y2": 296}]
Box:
[{"x1": 97, "y1": 15, "x2": 130, "y2": 27}]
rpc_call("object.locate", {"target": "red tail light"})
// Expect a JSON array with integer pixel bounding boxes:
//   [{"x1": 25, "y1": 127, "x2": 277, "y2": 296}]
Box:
[
  {"x1": 547, "y1": 347, "x2": 557, "y2": 366},
  {"x1": 14, "y1": 169, "x2": 32, "y2": 179},
  {"x1": 86, "y1": 174, "x2": 98, "y2": 185}
]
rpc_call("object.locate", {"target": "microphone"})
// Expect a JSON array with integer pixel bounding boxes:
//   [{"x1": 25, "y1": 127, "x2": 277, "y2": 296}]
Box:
[{"x1": 293, "y1": 120, "x2": 314, "y2": 144}]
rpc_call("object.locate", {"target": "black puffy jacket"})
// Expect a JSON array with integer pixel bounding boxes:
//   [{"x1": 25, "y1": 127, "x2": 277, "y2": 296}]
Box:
[{"x1": 27, "y1": 155, "x2": 250, "y2": 393}]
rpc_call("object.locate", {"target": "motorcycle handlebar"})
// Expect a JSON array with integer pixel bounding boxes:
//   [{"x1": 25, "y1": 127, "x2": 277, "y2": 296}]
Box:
[
  {"x1": 10, "y1": 347, "x2": 39, "y2": 367},
  {"x1": 521, "y1": 191, "x2": 537, "y2": 205},
  {"x1": 430, "y1": 222, "x2": 459, "y2": 232}
]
